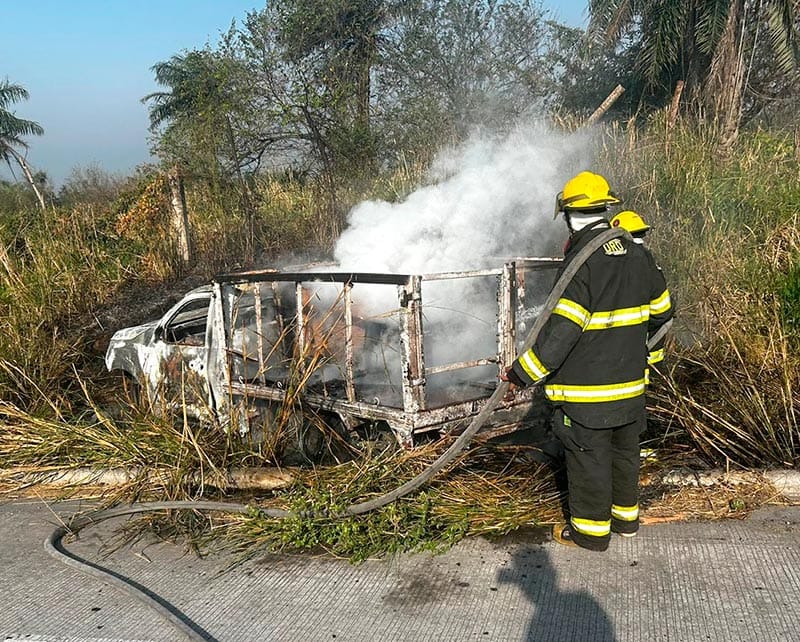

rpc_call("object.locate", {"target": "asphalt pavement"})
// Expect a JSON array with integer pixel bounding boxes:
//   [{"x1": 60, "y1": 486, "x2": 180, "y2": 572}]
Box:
[{"x1": 1, "y1": 499, "x2": 799, "y2": 642}]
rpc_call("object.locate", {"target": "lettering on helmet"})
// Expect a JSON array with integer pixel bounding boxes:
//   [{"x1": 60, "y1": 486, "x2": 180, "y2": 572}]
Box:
[{"x1": 603, "y1": 239, "x2": 627, "y2": 256}]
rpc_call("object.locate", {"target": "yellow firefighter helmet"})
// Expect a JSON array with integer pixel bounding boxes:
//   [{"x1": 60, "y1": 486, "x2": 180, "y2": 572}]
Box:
[
  {"x1": 555, "y1": 171, "x2": 622, "y2": 215},
  {"x1": 610, "y1": 210, "x2": 650, "y2": 234}
]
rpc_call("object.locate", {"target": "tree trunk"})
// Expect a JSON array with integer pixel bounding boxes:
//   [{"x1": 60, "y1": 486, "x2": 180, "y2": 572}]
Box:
[
  {"x1": 665, "y1": 80, "x2": 685, "y2": 153},
  {"x1": 586, "y1": 84, "x2": 626, "y2": 126},
  {"x1": 626, "y1": 115, "x2": 637, "y2": 152},
  {"x1": 795, "y1": 126, "x2": 800, "y2": 162},
  {"x1": 167, "y1": 165, "x2": 192, "y2": 265},
  {"x1": 300, "y1": 103, "x2": 340, "y2": 245},
  {"x1": 7, "y1": 147, "x2": 46, "y2": 210},
  {"x1": 707, "y1": 0, "x2": 746, "y2": 157},
  {"x1": 225, "y1": 114, "x2": 255, "y2": 262}
]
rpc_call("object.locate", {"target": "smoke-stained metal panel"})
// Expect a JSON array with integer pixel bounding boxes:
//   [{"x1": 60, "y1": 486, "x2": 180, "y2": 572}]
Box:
[
  {"x1": 216, "y1": 270, "x2": 411, "y2": 286},
  {"x1": 343, "y1": 282, "x2": 356, "y2": 402},
  {"x1": 398, "y1": 276, "x2": 426, "y2": 414},
  {"x1": 498, "y1": 262, "x2": 516, "y2": 371}
]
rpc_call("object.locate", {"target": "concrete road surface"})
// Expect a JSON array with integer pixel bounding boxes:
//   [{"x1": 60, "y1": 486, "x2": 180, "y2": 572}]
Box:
[{"x1": 1, "y1": 499, "x2": 799, "y2": 641}]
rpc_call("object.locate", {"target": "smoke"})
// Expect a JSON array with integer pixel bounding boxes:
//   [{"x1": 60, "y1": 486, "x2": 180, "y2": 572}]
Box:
[
  {"x1": 316, "y1": 123, "x2": 599, "y2": 404},
  {"x1": 334, "y1": 123, "x2": 596, "y2": 273}
]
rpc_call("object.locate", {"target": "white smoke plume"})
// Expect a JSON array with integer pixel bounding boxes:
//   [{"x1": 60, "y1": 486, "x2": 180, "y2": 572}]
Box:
[
  {"x1": 314, "y1": 123, "x2": 599, "y2": 403},
  {"x1": 334, "y1": 123, "x2": 596, "y2": 273}
]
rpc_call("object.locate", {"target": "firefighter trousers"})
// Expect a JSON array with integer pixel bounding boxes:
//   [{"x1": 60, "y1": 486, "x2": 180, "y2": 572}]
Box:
[{"x1": 551, "y1": 408, "x2": 645, "y2": 551}]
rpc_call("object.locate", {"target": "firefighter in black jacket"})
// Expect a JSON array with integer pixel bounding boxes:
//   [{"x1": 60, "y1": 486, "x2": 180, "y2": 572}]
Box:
[
  {"x1": 503, "y1": 172, "x2": 673, "y2": 551},
  {"x1": 610, "y1": 210, "x2": 670, "y2": 370}
]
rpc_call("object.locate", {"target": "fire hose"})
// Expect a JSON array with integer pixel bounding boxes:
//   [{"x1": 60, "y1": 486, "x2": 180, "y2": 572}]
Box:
[{"x1": 47, "y1": 227, "x2": 643, "y2": 641}]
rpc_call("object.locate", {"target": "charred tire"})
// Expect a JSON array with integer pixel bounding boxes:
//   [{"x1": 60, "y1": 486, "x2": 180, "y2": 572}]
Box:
[
  {"x1": 349, "y1": 420, "x2": 399, "y2": 456},
  {"x1": 290, "y1": 411, "x2": 352, "y2": 464},
  {"x1": 296, "y1": 415, "x2": 326, "y2": 463}
]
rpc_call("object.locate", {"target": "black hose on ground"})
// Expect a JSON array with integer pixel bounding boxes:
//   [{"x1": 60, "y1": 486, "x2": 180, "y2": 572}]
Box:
[
  {"x1": 45, "y1": 501, "x2": 290, "y2": 642},
  {"x1": 45, "y1": 227, "x2": 627, "y2": 640}
]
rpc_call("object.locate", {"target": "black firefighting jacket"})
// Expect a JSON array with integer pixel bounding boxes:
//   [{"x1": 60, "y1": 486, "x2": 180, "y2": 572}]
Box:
[{"x1": 510, "y1": 221, "x2": 673, "y2": 428}]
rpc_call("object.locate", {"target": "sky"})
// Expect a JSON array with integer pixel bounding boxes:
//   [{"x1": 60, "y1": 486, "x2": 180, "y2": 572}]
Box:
[{"x1": 1, "y1": 0, "x2": 589, "y2": 188}]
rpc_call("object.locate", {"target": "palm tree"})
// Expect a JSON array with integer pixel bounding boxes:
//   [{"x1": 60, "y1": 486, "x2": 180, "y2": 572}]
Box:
[
  {"x1": 279, "y1": 0, "x2": 388, "y2": 128},
  {"x1": 276, "y1": 0, "x2": 392, "y2": 174},
  {"x1": 143, "y1": 50, "x2": 247, "y2": 186},
  {"x1": 587, "y1": 0, "x2": 799, "y2": 151},
  {"x1": 143, "y1": 51, "x2": 221, "y2": 130},
  {"x1": 0, "y1": 79, "x2": 46, "y2": 209},
  {"x1": 143, "y1": 51, "x2": 255, "y2": 260}
]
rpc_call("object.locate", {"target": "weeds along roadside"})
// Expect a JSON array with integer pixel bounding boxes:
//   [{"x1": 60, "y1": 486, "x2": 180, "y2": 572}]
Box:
[
  {"x1": 0, "y1": 381, "x2": 564, "y2": 562},
  {"x1": 0, "y1": 203, "x2": 132, "y2": 412},
  {"x1": 1, "y1": 119, "x2": 798, "y2": 559},
  {"x1": 602, "y1": 117, "x2": 800, "y2": 469}
]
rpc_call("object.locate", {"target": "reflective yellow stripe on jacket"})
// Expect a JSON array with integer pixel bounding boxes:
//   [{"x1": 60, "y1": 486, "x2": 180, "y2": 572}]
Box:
[
  {"x1": 553, "y1": 298, "x2": 651, "y2": 331},
  {"x1": 585, "y1": 305, "x2": 650, "y2": 330},
  {"x1": 553, "y1": 298, "x2": 590, "y2": 327},
  {"x1": 648, "y1": 348, "x2": 664, "y2": 365},
  {"x1": 518, "y1": 348, "x2": 550, "y2": 382},
  {"x1": 650, "y1": 289, "x2": 671, "y2": 314},
  {"x1": 545, "y1": 378, "x2": 647, "y2": 403}
]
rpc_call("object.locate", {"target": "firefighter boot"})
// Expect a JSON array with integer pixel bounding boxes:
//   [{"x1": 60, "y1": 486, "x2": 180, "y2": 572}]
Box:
[
  {"x1": 551, "y1": 523, "x2": 578, "y2": 548},
  {"x1": 552, "y1": 522, "x2": 611, "y2": 551}
]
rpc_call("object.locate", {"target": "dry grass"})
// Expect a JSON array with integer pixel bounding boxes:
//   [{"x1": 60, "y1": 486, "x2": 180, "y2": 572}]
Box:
[
  {"x1": 641, "y1": 478, "x2": 787, "y2": 524},
  {"x1": 2, "y1": 117, "x2": 799, "y2": 560},
  {"x1": 601, "y1": 118, "x2": 800, "y2": 470}
]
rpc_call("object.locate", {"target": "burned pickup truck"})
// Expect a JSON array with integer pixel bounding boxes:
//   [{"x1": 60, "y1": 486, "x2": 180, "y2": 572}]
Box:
[{"x1": 105, "y1": 259, "x2": 561, "y2": 452}]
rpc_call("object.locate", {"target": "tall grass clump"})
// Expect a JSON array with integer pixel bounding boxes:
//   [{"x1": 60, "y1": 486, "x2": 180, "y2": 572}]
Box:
[
  {"x1": 252, "y1": 173, "x2": 326, "y2": 259},
  {"x1": 250, "y1": 161, "x2": 430, "y2": 261},
  {"x1": 601, "y1": 115, "x2": 800, "y2": 467},
  {"x1": 0, "y1": 387, "x2": 275, "y2": 512},
  {"x1": 0, "y1": 204, "x2": 136, "y2": 410},
  {"x1": 213, "y1": 444, "x2": 561, "y2": 563}
]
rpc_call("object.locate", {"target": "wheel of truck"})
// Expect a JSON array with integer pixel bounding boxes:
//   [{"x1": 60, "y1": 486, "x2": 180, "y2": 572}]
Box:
[
  {"x1": 296, "y1": 412, "x2": 326, "y2": 463},
  {"x1": 350, "y1": 420, "x2": 400, "y2": 456},
  {"x1": 279, "y1": 410, "x2": 352, "y2": 465},
  {"x1": 317, "y1": 412, "x2": 358, "y2": 463}
]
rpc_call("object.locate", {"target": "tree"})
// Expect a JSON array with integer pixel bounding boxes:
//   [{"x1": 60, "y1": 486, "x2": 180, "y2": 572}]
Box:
[
  {"x1": 143, "y1": 48, "x2": 262, "y2": 255},
  {"x1": 251, "y1": 0, "x2": 392, "y2": 180},
  {"x1": 0, "y1": 79, "x2": 46, "y2": 209},
  {"x1": 143, "y1": 50, "x2": 247, "y2": 182},
  {"x1": 278, "y1": 0, "x2": 388, "y2": 141},
  {"x1": 587, "y1": 0, "x2": 800, "y2": 151},
  {"x1": 377, "y1": 0, "x2": 564, "y2": 157},
  {"x1": 145, "y1": 0, "x2": 578, "y2": 233},
  {"x1": 236, "y1": 2, "x2": 390, "y2": 235},
  {"x1": 553, "y1": 22, "x2": 647, "y2": 119},
  {"x1": 740, "y1": 1, "x2": 800, "y2": 127}
]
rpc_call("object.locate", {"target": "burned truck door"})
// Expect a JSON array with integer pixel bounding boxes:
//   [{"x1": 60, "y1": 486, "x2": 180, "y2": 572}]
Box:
[{"x1": 152, "y1": 291, "x2": 214, "y2": 416}]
